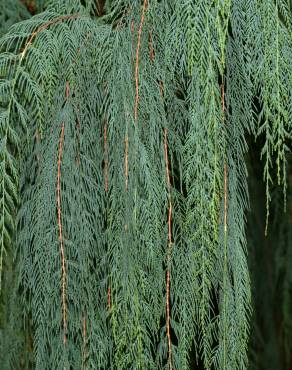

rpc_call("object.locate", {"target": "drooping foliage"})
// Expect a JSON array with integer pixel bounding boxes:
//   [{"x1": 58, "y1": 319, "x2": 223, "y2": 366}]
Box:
[
  {"x1": 0, "y1": 0, "x2": 291, "y2": 369},
  {"x1": 0, "y1": 0, "x2": 30, "y2": 36}
]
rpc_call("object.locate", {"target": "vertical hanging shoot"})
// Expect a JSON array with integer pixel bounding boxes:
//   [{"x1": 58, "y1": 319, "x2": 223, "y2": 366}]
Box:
[
  {"x1": 257, "y1": 0, "x2": 292, "y2": 233},
  {"x1": 164, "y1": 128, "x2": 173, "y2": 370},
  {"x1": 56, "y1": 120, "x2": 67, "y2": 346},
  {"x1": 106, "y1": 2, "x2": 167, "y2": 368},
  {"x1": 184, "y1": 0, "x2": 226, "y2": 368},
  {"x1": 134, "y1": 0, "x2": 148, "y2": 122}
]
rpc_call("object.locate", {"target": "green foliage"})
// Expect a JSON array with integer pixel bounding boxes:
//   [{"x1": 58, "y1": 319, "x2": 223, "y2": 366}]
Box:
[
  {"x1": 0, "y1": 0, "x2": 30, "y2": 36},
  {"x1": 0, "y1": 0, "x2": 291, "y2": 369}
]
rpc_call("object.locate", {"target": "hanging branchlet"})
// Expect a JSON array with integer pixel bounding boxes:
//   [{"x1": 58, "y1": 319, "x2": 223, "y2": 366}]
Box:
[
  {"x1": 57, "y1": 121, "x2": 67, "y2": 346},
  {"x1": 134, "y1": 0, "x2": 148, "y2": 122},
  {"x1": 56, "y1": 81, "x2": 70, "y2": 348},
  {"x1": 163, "y1": 128, "x2": 173, "y2": 370}
]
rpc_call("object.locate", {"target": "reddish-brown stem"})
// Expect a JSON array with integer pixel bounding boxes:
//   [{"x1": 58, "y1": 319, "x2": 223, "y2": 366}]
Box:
[
  {"x1": 82, "y1": 314, "x2": 87, "y2": 370},
  {"x1": 57, "y1": 82, "x2": 70, "y2": 349},
  {"x1": 164, "y1": 128, "x2": 173, "y2": 370},
  {"x1": 104, "y1": 123, "x2": 108, "y2": 193},
  {"x1": 35, "y1": 128, "x2": 40, "y2": 162},
  {"x1": 148, "y1": 31, "x2": 155, "y2": 61},
  {"x1": 102, "y1": 115, "x2": 112, "y2": 309},
  {"x1": 164, "y1": 129, "x2": 171, "y2": 188},
  {"x1": 104, "y1": 122, "x2": 112, "y2": 310},
  {"x1": 131, "y1": 19, "x2": 135, "y2": 33},
  {"x1": 134, "y1": 0, "x2": 148, "y2": 122},
  {"x1": 20, "y1": 14, "x2": 79, "y2": 61},
  {"x1": 221, "y1": 84, "x2": 227, "y2": 232},
  {"x1": 107, "y1": 286, "x2": 111, "y2": 310},
  {"x1": 75, "y1": 119, "x2": 81, "y2": 166},
  {"x1": 66, "y1": 81, "x2": 70, "y2": 99},
  {"x1": 224, "y1": 162, "x2": 228, "y2": 232},
  {"x1": 57, "y1": 122, "x2": 66, "y2": 345},
  {"x1": 159, "y1": 81, "x2": 164, "y2": 99},
  {"x1": 221, "y1": 84, "x2": 225, "y2": 113},
  {"x1": 125, "y1": 134, "x2": 129, "y2": 190}
]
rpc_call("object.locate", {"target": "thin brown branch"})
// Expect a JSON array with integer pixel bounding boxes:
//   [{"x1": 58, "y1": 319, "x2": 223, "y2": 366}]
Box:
[
  {"x1": 159, "y1": 81, "x2": 164, "y2": 99},
  {"x1": 104, "y1": 122, "x2": 108, "y2": 193},
  {"x1": 164, "y1": 129, "x2": 171, "y2": 189},
  {"x1": 224, "y1": 163, "x2": 228, "y2": 232},
  {"x1": 164, "y1": 128, "x2": 173, "y2": 370},
  {"x1": 65, "y1": 81, "x2": 70, "y2": 100},
  {"x1": 82, "y1": 313, "x2": 87, "y2": 370},
  {"x1": 148, "y1": 31, "x2": 155, "y2": 61},
  {"x1": 57, "y1": 122, "x2": 66, "y2": 346},
  {"x1": 104, "y1": 121, "x2": 112, "y2": 310},
  {"x1": 107, "y1": 286, "x2": 111, "y2": 310},
  {"x1": 134, "y1": 0, "x2": 148, "y2": 122},
  {"x1": 131, "y1": 19, "x2": 135, "y2": 33},
  {"x1": 125, "y1": 134, "x2": 129, "y2": 191},
  {"x1": 221, "y1": 84, "x2": 227, "y2": 233},
  {"x1": 20, "y1": 14, "x2": 79, "y2": 61},
  {"x1": 56, "y1": 82, "x2": 70, "y2": 352}
]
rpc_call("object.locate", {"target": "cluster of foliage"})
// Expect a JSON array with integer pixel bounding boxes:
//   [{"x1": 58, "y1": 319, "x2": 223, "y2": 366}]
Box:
[{"x1": 0, "y1": 0, "x2": 291, "y2": 369}]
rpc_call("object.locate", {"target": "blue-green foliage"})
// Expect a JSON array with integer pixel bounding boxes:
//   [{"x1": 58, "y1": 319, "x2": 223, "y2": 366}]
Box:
[{"x1": 0, "y1": 0, "x2": 291, "y2": 369}]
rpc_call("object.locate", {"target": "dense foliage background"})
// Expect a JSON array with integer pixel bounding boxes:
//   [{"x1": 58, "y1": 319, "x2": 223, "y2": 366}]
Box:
[{"x1": 0, "y1": 1, "x2": 291, "y2": 369}]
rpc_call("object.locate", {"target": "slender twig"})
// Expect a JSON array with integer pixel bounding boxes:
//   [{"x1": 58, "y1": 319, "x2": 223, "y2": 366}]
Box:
[
  {"x1": 57, "y1": 123, "x2": 66, "y2": 345},
  {"x1": 221, "y1": 84, "x2": 227, "y2": 233},
  {"x1": 82, "y1": 313, "x2": 87, "y2": 370},
  {"x1": 224, "y1": 162, "x2": 228, "y2": 232},
  {"x1": 131, "y1": 19, "x2": 135, "y2": 33},
  {"x1": 107, "y1": 286, "x2": 111, "y2": 310},
  {"x1": 148, "y1": 31, "x2": 155, "y2": 61},
  {"x1": 57, "y1": 82, "x2": 70, "y2": 353},
  {"x1": 104, "y1": 122, "x2": 108, "y2": 193},
  {"x1": 221, "y1": 83, "x2": 228, "y2": 369},
  {"x1": 134, "y1": 0, "x2": 148, "y2": 122},
  {"x1": 102, "y1": 115, "x2": 112, "y2": 310},
  {"x1": 125, "y1": 134, "x2": 129, "y2": 191},
  {"x1": 164, "y1": 128, "x2": 173, "y2": 370},
  {"x1": 20, "y1": 14, "x2": 79, "y2": 61},
  {"x1": 103, "y1": 119, "x2": 112, "y2": 309}
]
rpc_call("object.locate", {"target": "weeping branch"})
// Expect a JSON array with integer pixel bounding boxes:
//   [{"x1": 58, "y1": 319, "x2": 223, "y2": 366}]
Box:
[
  {"x1": 57, "y1": 119, "x2": 66, "y2": 346},
  {"x1": 134, "y1": 0, "x2": 148, "y2": 122},
  {"x1": 164, "y1": 128, "x2": 173, "y2": 370}
]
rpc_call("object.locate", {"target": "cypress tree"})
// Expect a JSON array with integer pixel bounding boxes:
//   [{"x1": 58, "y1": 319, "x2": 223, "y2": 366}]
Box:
[{"x1": 0, "y1": 0, "x2": 291, "y2": 369}]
